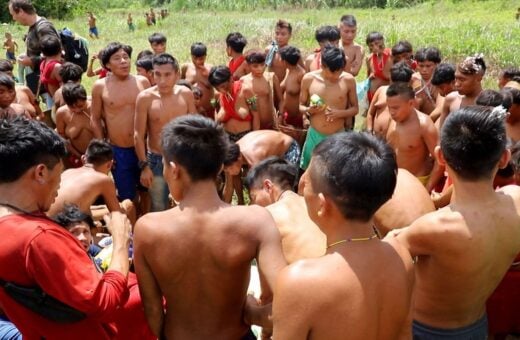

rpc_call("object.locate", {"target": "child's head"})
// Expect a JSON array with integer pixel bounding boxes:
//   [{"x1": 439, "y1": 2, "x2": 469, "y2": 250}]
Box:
[
  {"x1": 279, "y1": 45, "x2": 301, "y2": 67},
  {"x1": 136, "y1": 49, "x2": 153, "y2": 61},
  {"x1": 54, "y1": 204, "x2": 95, "y2": 252},
  {"x1": 100, "y1": 42, "x2": 133, "y2": 74},
  {"x1": 339, "y1": 14, "x2": 357, "y2": 44},
  {"x1": 62, "y1": 83, "x2": 88, "y2": 112},
  {"x1": 501, "y1": 87, "x2": 520, "y2": 121},
  {"x1": 498, "y1": 67, "x2": 520, "y2": 89},
  {"x1": 321, "y1": 45, "x2": 345, "y2": 74},
  {"x1": 84, "y1": 139, "x2": 113, "y2": 173},
  {"x1": 226, "y1": 32, "x2": 247, "y2": 55},
  {"x1": 476, "y1": 90, "x2": 510, "y2": 110},
  {"x1": 59, "y1": 62, "x2": 83, "y2": 83},
  {"x1": 455, "y1": 54, "x2": 486, "y2": 95},
  {"x1": 4, "y1": 32, "x2": 12, "y2": 39},
  {"x1": 0, "y1": 73, "x2": 16, "y2": 108},
  {"x1": 366, "y1": 32, "x2": 385, "y2": 54},
  {"x1": 391, "y1": 40, "x2": 413, "y2": 64},
  {"x1": 223, "y1": 142, "x2": 242, "y2": 176},
  {"x1": 431, "y1": 63, "x2": 456, "y2": 96},
  {"x1": 135, "y1": 55, "x2": 153, "y2": 78},
  {"x1": 148, "y1": 32, "x2": 167, "y2": 54},
  {"x1": 315, "y1": 25, "x2": 341, "y2": 48},
  {"x1": 192, "y1": 85, "x2": 203, "y2": 106},
  {"x1": 274, "y1": 20, "x2": 292, "y2": 46},
  {"x1": 208, "y1": 66, "x2": 232, "y2": 93},
  {"x1": 190, "y1": 42, "x2": 207, "y2": 67},
  {"x1": 152, "y1": 53, "x2": 179, "y2": 93},
  {"x1": 386, "y1": 82, "x2": 416, "y2": 122},
  {"x1": 40, "y1": 35, "x2": 62, "y2": 57},
  {"x1": 305, "y1": 131, "x2": 397, "y2": 222},
  {"x1": 441, "y1": 105, "x2": 507, "y2": 181},
  {"x1": 415, "y1": 47, "x2": 441, "y2": 81},
  {"x1": 390, "y1": 61, "x2": 413, "y2": 83},
  {"x1": 0, "y1": 59, "x2": 14, "y2": 78},
  {"x1": 245, "y1": 51, "x2": 266, "y2": 76}
]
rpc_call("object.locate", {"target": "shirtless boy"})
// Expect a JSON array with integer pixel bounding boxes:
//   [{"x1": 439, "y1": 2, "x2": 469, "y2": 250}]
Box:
[
  {"x1": 148, "y1": 32, "x2": 166, "y2": 55},
  {"x1": 0, "y1": 59, "x2": 41, "y2": 119},
  {"x1": 273, "y1": 132, "x2": 414, "y2": 339},
  {"x1": 430, "y1": 63, "x2": 456, "y2": 122},
  {"x1": 366, "y1": 61, "x2": 414, "y2": 138},
  {"x1": 391, "y1": 40, "x2": 416, "y2": 70},
  {"x1": 246, "y1": 157, "x2": 325, "y2": 263},
  {"x1": 304, "y1": 26, "x2": 344, "y2": 72},
  {"x1": 135, "y1": 53, "x2": 196, "y2": 212},
  {"x1": 55, "y1": 83, "x2": 94, "y2": 168},
  {"x1": 366, "y1": 32, "x2": 392, "y2": 103},
  {"x1": 87, "y1": 12, "x2": 98, "y2": 39},
  {"x1": 339, "y1": 14, "x2": 364, "y2": 76},
  {"x1": 265, "y1": 20, "x2": 294, "y2": 83},
  {"x1": 133, "y1": 115, "x2": 286, "y2": 339},
  {"x1": 91, "y1": 42, "x2": 150, "y2": 201},
  {"x1": 0, "y1": 73, "x2": 29, "y2": 119},
  {"x1": 390, "y1": 105, "x2": 520, "y2": 339},
  {"x1": 279, "y1": 46, "x2": 305, "y2": 127},
  {"x1": 53, "y1": 62, "x2": 83, "y2": 113},
  {"x1": 3, "y1": 32, "x2": 18, "y2": 63},
  {"x1": 503, "y1": 87, "x2": 520, "y2": 142},
  {"x1": 438, "y1": 54, "x2": 485, "y2": 128},
  {"x1": 181, "y1": 42, "x2": 214, "y2": 118},
  {"x1": 226, "y1": 32, "x2": 248, "y2": 81},
  {"x1": 241, "y1": 51, "x2": 283, "y2": 130},
  {"x1": 386, "y1": 82, "x2": 440, "y2": 191},
  {"x1": 299, "y1": 46, "x2": 358, "y2": 170},
  {"x1": 412, "y1": 47, "x2": 442, "y2": 115},
  {"x1": 209, "y1": 65, "x2": 259, "y2": 141}
]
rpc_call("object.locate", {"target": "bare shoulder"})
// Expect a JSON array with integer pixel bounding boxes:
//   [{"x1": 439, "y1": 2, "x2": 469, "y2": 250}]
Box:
[
  {"x1": 55, "y1": 105, "x2": 69, "y2": 117},
  {"x1": 417, "y1": 110, "x2": 434, "y2": 126},
  {"x1": 278, "y1": 257, "x2": 328, "y2": 292},
  {"x1": 231, "y1": 204, "x2": 274, "y2": 228},
  {"x1": 497, "y1": 185, "x2": 520, "y2": 201},
  {"x1": 92, "y1": 78, "x2": 106, "y2": 91},
  {"x1": 340, "y1": 71, "x2": 356, "y2": 83},
  {"x1": 135, "y1": 74, "x2": 151, "y2": 88},
  {"x1": 445, "y1": 91, "x2": 460, "y2": 102}
]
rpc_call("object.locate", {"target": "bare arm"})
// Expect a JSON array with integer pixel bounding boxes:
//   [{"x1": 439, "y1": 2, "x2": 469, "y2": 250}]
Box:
[
  {"x1": 101, "y1": 178, "x2": 123, "y2": 213},
  {"x1": 349, "y1": 45, "x2": 364, "y2": 77},
  {"x1": 422, "y1": 116, "x2": 442, "y2": 192},
  {"x1": 134, "y1": 92, "x2": 153, "y2": 188},
  {"x1": 183, "y1": 89, "x2": 197, "y2": 113},
  {"x1": 429, "y1": 95, "x2": 445, "y2": 122},
  {"x1": 366, "y1": 87, "x2": 381, "y2": 132},
  {"x1": 273, "y1": 74, "x2": 284, "y2": 113},
  {"x1": 90, "y1": 80, "x2": 105, "y2": 139}
]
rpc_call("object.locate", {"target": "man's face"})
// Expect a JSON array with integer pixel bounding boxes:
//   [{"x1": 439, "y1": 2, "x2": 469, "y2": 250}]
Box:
[
  {"x1": 322, "y1": 66, "x2": 342, "y2": 82},
  {"x1": 153, "y1": 63, "x2": 178, "y2": 94},
  {"x1": 191, "y1": 55, "x2": 206, "y2": 68},
  {"x1": 151, "y1": 42, "x2": 166, "y2": 55},
  {"x1": 106, "y1": 49, "x2": 131, "y2": 76},
  {"x1": 0, "y1": 85, "x2": 16, "y2": 108},
  {"x1": 387, "y1": 95, "x2": 413, "y2": 123},
  {"x1": 339, "y1": 23, "x2": 357, "y2": 44},
  {"x1": 275, "y1": 27, "x2": 291, "y2": 47},
  {"x1": 8, "y1": 5, "x2": 26, "y2": 26},
  {"x1": 68, "y1": 222, "x2": 92, "y2": 251},
  {"x1": 455, "y1": 70, "x2": 480, "y2": 95},
  {"x1": 417, "y1": 61, "x2": 437, "y2": 81}
]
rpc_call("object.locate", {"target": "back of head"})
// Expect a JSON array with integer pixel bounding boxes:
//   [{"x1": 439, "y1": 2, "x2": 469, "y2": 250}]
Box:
[
  {"x1": 152, "y1": 53, "x2": 179, "y2": 72},
  {"x1": 431, "y1": 63, "x2": 455, "y2": 86},
  {"x1": 501, "y1": 87, "x2": 520, "y2": 106},
  {"x1": 101, "y1": 42, "x2": 133, "y2": 68},
  {"x1": 441, "y1": 105, "x2": 507, "y2": 181},
  {"x1": 191, "y1": 42, "x2": 207, "y2": 57},
  {"x1": 246, "y1": 157, "x2": 298, "y2": 191},
  {"x1": 62, "y1": 83, "x2": 87, "y2": 107},
  {"x1": 148, "y1": 32, "x2": 167, "y2": 44},
  {"x1": 279, "y1": 45, "x2": 300, "y2": 66},
  {"x1": 162, "y1": 115, "x2": 229, "y2": 181},
  {"x1": 386, "y1": 82, "x2": 415, "y2": 100},
  {"x1": 476, "y1": 89, "x2": 510, "y2": 110},
  {"x1": 414, "y1": 47, "x2": 441, "y2": 63},
  {"x1": 502, "y1": 67, "x2": 520, "y2": 81},
  {"x1": 390, "y1": 61, "x2": 413, "y2": 83},
  {"x1": 458, "y1": 54, "x2": 486, "y2": 76},
  {"x1": 0, "y1": 117, "x2": 66, "y2": 183},
  {"x1": 315, "y1": 25, "x2": 341, "y2": 44},
  {"x1": 135, "y1": 55, "x2": 153, "y2": 71},
  {"x1": 40, "y1": 35, "x2": 62, "y2": 57},
  {"x1": 310, "y1": 132, "x2": 397, "y2": 221},
  {"x1": 245, "y1": 51, "x2": 266, "y2": 64},
  {"x1": 391, "y1": 40, "x2": 412, "y2": 56},
  {"x1": 9, "y1": 0, "x2": 35, "y2": 14},
  {"x1": 136, "y1": 49, "x2": 154, "y2": 61},
  {"x1": 0, "y1": 73, "x2": 15, "y2": 90},
  {"x1": 321, "y1": 45, "x2": 345, "y2": 72},
  {"x1": 59, "y1": 62, "x2": 83, "y2": 83},
  {"x1": 226, "y1": 32, "x2": 247, "y2": 53},
  {"x1": 276, "y1": 19, "x2": 292, "y2": 34},
  {"x1": 54, "y1": 203, "x2": 95, "y2": 229},
  {"x1": 340, "y1": 14, "x2": 357, "y2": 27},
  {"x1": 208, "y1": 65, "x2": 231, "y2": 87},
  {"x1": 85, "y1": 139, "x2": 113, "y2": 166},
  {"x1": 223, "y1": 142, "x2": 240, "y2": 166},
  {"x1": 0, "y1": 59, "x2": 14, "y2": 73}
]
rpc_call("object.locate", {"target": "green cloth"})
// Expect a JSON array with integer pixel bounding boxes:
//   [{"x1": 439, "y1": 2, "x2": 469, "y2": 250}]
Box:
[{"x1": 300, "y1": 126, "x2": 329, "y2": 170}]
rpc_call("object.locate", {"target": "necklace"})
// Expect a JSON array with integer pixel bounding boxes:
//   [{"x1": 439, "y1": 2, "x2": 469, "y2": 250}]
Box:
[
  {"x1": 0, "y1": 202, "x2": 35, "y2": 215},
  {"x1": 327, "y1": 232, "x2": 379, "y2": 249}
]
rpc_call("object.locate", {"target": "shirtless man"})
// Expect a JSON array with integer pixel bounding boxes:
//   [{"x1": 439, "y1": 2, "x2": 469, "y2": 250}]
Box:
[
  {"x1": 209, "y1": 65, "x2": 259, "y2": 142},
  {"x1": 181, "y1": 42, "x2": 214, "y2": 118},
  {"x1": 135, "y1": 53, "x2": 196, "y2": 212},
  {"x1": 55, "y1": 83, "x2": 94, "y2": 168},
  {"x1": 0, "y1": 73, "x2": 30, "y2": 119},
  {"x1": 412, "y1": 47, "x2": 442, "y2": 115},
  {"x1": 226, "y1": 32, "x2": 248, "y2": 81},
  {"x1": 390, "y1": 105, "x2": 520, "y2": 339},
  {"x1": 503, "y1": 87, "x2": 520, "y2": 142},
  {"x1": 299, "y1": 46, "x2": 358, "y2": 170},
  {"x1": 279, "y1": 46, "x2": 305, "y2": 127},
  {"x1": 241, "y1": 51, "x2": 283, "y2": 130},
  {"x1": 438, "y1": 54, "x2": 485, "y2": 129},
  {"x1": 133, "y1": 115, "x2": 286, "y2": 339},
  {"x1": 273, "y1": 132, "x2": 414, "y2": 339},
  {"x1": 47, "y1": 139, "x2": 135, "y2": 224},
  {"x1": 305, "y1": 26, "x2": 346, "y2": 73},
  {"x1": 91, "y1": 42, "x2": 150, "y2": 202},
  {"x1": 374, "y1": 168, "x2": 435, "y2": 237},
  {"x1": 265, "y1": 20, "x2": 295, "y2": 83},
  {"x1": 0, "y1": 59, "x2": 41, "y2": 119},
  {"x1": 366, "y1": 61, "x2": 413, "y2": 138},
  {"x1": 246, "y1": 157, "x2": 325, "y2": 263},
  {"x1": 430, "y1": 63, "x2": 456, "y2": 122},
  {"x1": 339, "y1": 14, "x2": 364, "y2": 76},
  {"x1": 386, "y1": 82, "x2": 441, "y2": 191}
]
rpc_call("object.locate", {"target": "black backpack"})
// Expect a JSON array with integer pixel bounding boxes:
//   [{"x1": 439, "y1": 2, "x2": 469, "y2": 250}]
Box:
[{"x1": 59, "y1": 28, "x2": 89, "y2": 72}]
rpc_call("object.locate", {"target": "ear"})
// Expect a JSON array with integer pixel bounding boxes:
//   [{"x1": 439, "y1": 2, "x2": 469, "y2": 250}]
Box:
[
  {"x1": 316, "y1": 192, "x2": 328, "y2": 218},
  {"x1": 80, "y1": 155, "x2": 87, "y2": 165},
  {"x1": 498, "y1": 148, "x2": 512, "y2": 169},
  {"x1": 434, "y1": 145, "x2": 445, "y2": 167},
  {"x1": 34, "y1": 164, "x2": 48, "y2": 184},
  {"x1": 263, "y1": 179, "x2": 274, "y2": 193},
  {"x1": 168, "y1": 161, "x2": 180, "y2": 179}
]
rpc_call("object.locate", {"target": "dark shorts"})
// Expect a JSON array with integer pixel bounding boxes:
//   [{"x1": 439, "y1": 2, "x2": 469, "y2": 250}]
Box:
[
  {"x1": 413, "y1": 315, "x2": 488, "y2": 340},
  {"x1": 283, "y1": 138, "x2": 301, "y2": 166},
  {"x1": 89, "y1": 26, "x2": 99, "y2": 36},
  {"x1": 111, "y1": 145, "x2": 142, "y2": 201},
  {"x1": 6, "y1": 51, "x2": 15, "y2": 61},
  {"x1": 227, "y1": 130, "x2": 251, "y2": 143}
]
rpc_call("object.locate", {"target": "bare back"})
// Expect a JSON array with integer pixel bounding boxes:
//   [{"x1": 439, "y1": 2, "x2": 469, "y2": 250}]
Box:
[{"x1": 237, "y1": 130, "x2": 293, "y2": 166}]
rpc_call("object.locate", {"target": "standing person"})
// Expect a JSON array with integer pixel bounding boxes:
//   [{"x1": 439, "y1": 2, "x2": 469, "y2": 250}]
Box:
[
  {"x1": 390, "y1": 105, "x2": 520, "y2": 339},
  {"x1": 39, "y1": 35, "x2": 62, "y2": 107},
  {"x1": 133, "y1": 115, "x2": 286, "y2": 339},
  {"x1": 127, "y1": 13, "x2": 135, "y2": 32},
  {"x1": 134, "y1": 53, "x2": 196, "y2": 212},
  {"x1": 365, "y1": 32, "x2": 392, "y2": 103},
  {"x1": 226, "y1": 32, "x2": 248, "y2": 81},
  {"x1": 412, "y1": 47, "x2": 442, "y2": 115},
  {"x1": 149, "y1": 8, "x2": 156, "y2": 25},
  {"x1": 304, "y1": 26, "x2": 343, "y2": 72},
  {"x1": 0, "y1": 117, "x2": 132, "y2": 339},
  {"x1": 87, "y1": 12, "x2": 99, "y2": 39},
  {"x1": 265, "y1": 20, "x2": 296, "y2": 83},
  {"x1": 273, "y1": 132, "x2": 414, "y2": 339},
  {"x1": 8, "y1": 0, "x2": 60, "y2": 96},
  {"x1": 90, "y1": 42, "x2": 150, "y2": 203},
  {"x1": 279, "y1": 45, "x2": 305, "y2": 128},
  {"x1": 338, "y1": 14, "x2": 364, "y2": 76},
  {"x1": 3, "y1": 32, "x2": 18, "y2": 64}
]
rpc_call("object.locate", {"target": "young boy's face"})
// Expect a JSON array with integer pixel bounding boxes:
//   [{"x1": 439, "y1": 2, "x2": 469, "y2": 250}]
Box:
[
  {"x1": 339, "y1": 24, "x2": 357, "y2": 44},
  {"x1": 68, "y1": 222, "x2": 93, "y2": 252},
  {"x1": 0, "y1": 85, "x2": 15, "y2": 108},
  {"x1": 322, "y1": 66, "x2": 343, "y2": 82},
  {"x1": 368, "y1": 39, "x2": 385, "y2": 55},
  {"x1": 417, "y1": 61, "x2": 437, "y2": 81},
  {"x1": 455, "y1": 70, "x2": 480, "y2": 96},
  {"x1": 249, "y1": 63, "x2": 266, "y2": 77},
  {"x1": 387, "y1": 95, "x2": 414, "y2": 123},
  {"x1": 153, "y1": 63, "x2": 178, "y2": 93},
  {"x1": 191, "y1": 55, "x2": 206, "y2": 68},
  {"x1": 151, "y1": 42, "x2": 166, "y2": 55},
  {"x1": 107, "y1": 49, "x2": 131, "y2": 76},
  {"x1": 275, "y1": 27, "x2": 291, "y2": 46}
]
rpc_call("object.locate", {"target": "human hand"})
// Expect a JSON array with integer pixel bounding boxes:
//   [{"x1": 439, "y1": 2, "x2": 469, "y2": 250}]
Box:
[
  {"x1": 140, "y1": 166, "x2": 153, "y2": 188},
  {"x1": 104, "y1": 211, "x2": 131, "y2": 247},
  {"x1": 325, "y1": 107, "x2": 342, "y2": 122},
  {"x1": 18, "y1": 55, "x2": 32, "y2": 67}
]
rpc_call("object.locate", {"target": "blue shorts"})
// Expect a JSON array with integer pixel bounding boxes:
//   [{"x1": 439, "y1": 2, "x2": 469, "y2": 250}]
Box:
[
  {"x1": 6, "y1": 51, "x2": 15, "y2": 61},
  {"x1": 89, "y1": 26, "x2": 99, "y2": 36},
  {"x1": 111, "y1": 145, "x2": 141, "y2": 201},
  {"x1": 147, "y1": 151, "x2": 170, "y2": 212},
  {"x1": 412, "y1": 315, "x2": 488, "y2": 340}
]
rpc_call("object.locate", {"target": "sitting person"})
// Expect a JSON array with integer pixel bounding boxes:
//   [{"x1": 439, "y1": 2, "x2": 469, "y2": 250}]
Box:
[
  {"x1": 0, "y1": 73, "x2": 30, "y2": 119},
  {"x1": 0, "y1": 59, "x2": 41, "y2": 119}
]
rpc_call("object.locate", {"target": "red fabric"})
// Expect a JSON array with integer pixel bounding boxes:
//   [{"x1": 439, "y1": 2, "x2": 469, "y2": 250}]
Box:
[
  {"x1": 371, "y1": 48, "x2": 391, "y2": 81},
  {"x1": 220, "y1": 80, "x2": 251, "y2": 123},
  {"x1": 228, "y1": 56, "x2": 245, "y2": 77},
  {"x1": 487, "y1": 269, "x2": 520, "y2": 335},
  {"x1": 409, "y1": 59, "x2": 418, "y2": 71},
  {"x1": 67, "y1": 153, "x2": 83, "y2": 168},
  {"x1": 99, "y1": 68, "x2": 108, "y2": 79},
  {"x1": 284, "y1": 111, "x2": 303, "y2": 128},
  {"x1": 0, "y1": 214, "x2": 129, "y2": 340},
  {"x1": 39, "y1": 59, "x2": 62, "y2": 88}
]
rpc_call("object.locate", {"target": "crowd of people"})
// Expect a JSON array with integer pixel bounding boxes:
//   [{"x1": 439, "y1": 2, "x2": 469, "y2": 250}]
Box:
[{"x1": 1, "y1": 0, "x2": 520, "y2": 338}]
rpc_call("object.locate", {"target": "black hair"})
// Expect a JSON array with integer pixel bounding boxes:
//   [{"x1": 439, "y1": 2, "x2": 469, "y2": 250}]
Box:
[
  {"x1": 246, "y1": 157, "x2": 298, "y2": 191},
  {"x1": 275, "y1": 20, "x2": 292, "y2": 34},
  {"x1": 40, "y1": 35, "x2": 62, "y2": 57},
  {"x1": 85, "y1": 139, "x2": 113, "y2": 166},
  {"x1": 8, "y1": 0, "x2": 35, "y2": 15},
  {"x1": 226, "y1": 32, "x2": 247, "y2": 53},
  {"x1": 191, "y1": 42, "x2": 207, "y2": 57},
  {"x1": 0, "y1": 59, "x2": 14, "y2": 73},
  {"x1": 458, "y1": 54, "x2": 486, "y2": 75},
  {"x1": 152, "y1": 53, "x2": 179, "y2": 72},
  {"x1": 0, "y1": 73, "x2": 15, "y2": 90},
  {"x1": 391, "y1": 40, "x2": 413, "y2": 56},
  {"x1": 501, "y1": 67, "x2": 520, "y2": 81},
  {"x1": 310, "y1": 131, "x2": 397, "y2": 222},
  {"x1": 441, "y1": 106, "x2": 507, "y2": 181},
  {"x1": 54, "y1": 204, "x2": 95, "y2": 230},
  {"x1": 245, "y1": 51, "x2": 266, "y2": 64},
  {"x1": 192, "y1": 86, "x2": 202, "y2": 99},
  {"x1": 135, "y1": 55, "x2": 153, "y2": 71},
  {"x1": 208, "y1": 66, "x2": 231, "y2": 87},
  {"x1": 386, "y1": 82, "x2": 415, "y2": 100},
  {"x1": 136, "y1": 49, "x2": 154, "y2": 61},
  {"x1": 340, "y1": 14, "x2": 357, "y2": 27},
  {"x1": 62, "y1": 83, "x2": 87, "y2": 107},
  {"x1": 390, "y1": 61, "x2": 413, "y2": 83},
  {"x1": 315, "y1": 25, "x2": 341, "y2": 44},
  {"x1": 100, "y1": 42, "x2": 133, "y2": 70},
  {"x1": 148, "y1": 32, "x2": 167, "y2": 44},
  {"x1": 321, "y1": 45, "x2": 345, "y2": 72},
  {"x1": 0, "y1": 117, "x2": 67, "y2": 183},
  {"x1": 501, "y1": 87, "x2": 520, "y2": 106},
  {"x1": 59, "y1": 62, "x2": 83, "y2": 83},
  {"x1": 366, "y1": 32, "x2": 384, "y2": 46},
  {"x1": 279, "y1": 45, "x2": 301, "y2": 66},
  {"x1": 431, "y1": 63, "x2": 455, "y2": 86},
  {"x1": 476, "y1": 90, "x2": 511, "y2": 111},
  {"x1": 415, "y1": 47, "x2": 441, "y2": 64},
  {"x1": 162, "y1": 115, "x2": 230, "y2": 181},
  {"x1": 223, "y1": 142, "x2": 241, "y2": 166},
  {"x1": 511, "y1": 141, "x2": 520, "y2": 175}
]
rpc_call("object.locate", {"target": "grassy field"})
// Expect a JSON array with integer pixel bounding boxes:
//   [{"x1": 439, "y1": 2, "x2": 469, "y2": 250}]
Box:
[{"x1": 1, "y1": 0, "x2": 519, "y2": 92}]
